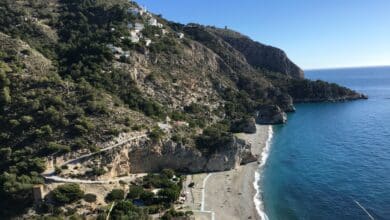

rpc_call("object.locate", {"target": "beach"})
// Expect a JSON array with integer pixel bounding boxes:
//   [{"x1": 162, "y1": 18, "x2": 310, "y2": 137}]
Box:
[{"x1": 186, "y1": 125, "x2": 270, "y2": 220}]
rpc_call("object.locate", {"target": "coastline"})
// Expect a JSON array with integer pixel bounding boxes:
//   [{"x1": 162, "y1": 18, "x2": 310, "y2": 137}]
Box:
[{"x1": 186, "y1": 125, "x2": 271, "y2": 220}]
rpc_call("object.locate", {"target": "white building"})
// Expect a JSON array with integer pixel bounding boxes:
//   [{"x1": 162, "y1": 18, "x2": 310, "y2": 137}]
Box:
[
  {"x1": 177, "y1": 32, "x2": 185, "y2": 39},
  {"x1": 129, "y1": 36, "x2": 139, "y2": 43},
  {"x1": 145, "y1": 38, "x2": 152, "y2": 47},
  {"x1": 148, "y1": 18, "x2": 158, "y2": 26},
  {"x1": 157, "y1": 23, "x2": 163, "y2": 28},
  {"x1": 162, "y1": 29, "x2": 169, "y2": 35},
  {"x1": 129, "y1": 31, "x2": 140, "y2": 43},
  {"x1": 139, "y1": 6, "x2": 147, "y2": 15}
]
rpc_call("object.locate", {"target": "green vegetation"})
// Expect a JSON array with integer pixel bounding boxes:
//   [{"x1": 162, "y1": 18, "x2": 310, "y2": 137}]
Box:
[
  {"x1": 0, "y1": 0, "x2": 364, "y2": 218},
  {"x1": 104, "y1": 170, "x2": 183, "y2": 219},
  {"x1": 196, "y1": 122, "x2": 233, "y2": 155},
  {"x1": 83, "y1": 193, "x2": 97, "y2": 203},
  {"x1": 148, "y1": 127, "x2": 165, "y2": 142},
  {"x1": 51, "y1": 183, "x2": 85, "y2": 205},
  {"x1": 161, "y1": 209, "x2": 193, "y2": 220},
  {"x1": 110, "y1": 200, "x2": 148, "y2": 220},
  {"x1": 106, "y1": 189, "x2": 125, "y2": 202},
  {"x1": 127, "y1": 186, "x2": 144, "y2": 200}
]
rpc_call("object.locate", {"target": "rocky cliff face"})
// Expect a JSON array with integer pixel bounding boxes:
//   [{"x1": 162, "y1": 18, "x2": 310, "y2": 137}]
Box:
[
  {"x1": 61, "y1": 135, "x2": 257, "y2": 178},
  {"x1": 256, "y1": 105, "x2": 287, "y2": 124},
  {"x1": 128, "y1": 137, "x2": 256, "y2": 173},
  {"x1": 0, "y1": 0, "x2": 369, "y2": 216},
  {"x1": 209, "y1": 28, "x2": 305, "y2": 79}
]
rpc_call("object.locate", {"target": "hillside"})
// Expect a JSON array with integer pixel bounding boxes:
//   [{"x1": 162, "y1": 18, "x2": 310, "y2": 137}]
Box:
[{"x1": 0, "y1": 0, "x2": 366, "y2": 218}]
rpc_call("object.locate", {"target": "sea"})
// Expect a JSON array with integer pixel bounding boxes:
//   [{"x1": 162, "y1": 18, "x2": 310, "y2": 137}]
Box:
[{"x1": 256, "y1": 66, "x2": 390, "y2": 220}]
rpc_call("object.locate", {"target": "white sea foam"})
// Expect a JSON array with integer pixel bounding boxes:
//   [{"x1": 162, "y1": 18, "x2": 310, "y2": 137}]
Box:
[{"x1": 253, "y1": 126, "x2": 273, "y2": 220}]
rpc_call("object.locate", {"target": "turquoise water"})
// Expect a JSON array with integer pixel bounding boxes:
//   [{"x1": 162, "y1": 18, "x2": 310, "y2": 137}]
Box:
[{"x1": 261, "y1": 66, "x2": 390, "y2": 220}]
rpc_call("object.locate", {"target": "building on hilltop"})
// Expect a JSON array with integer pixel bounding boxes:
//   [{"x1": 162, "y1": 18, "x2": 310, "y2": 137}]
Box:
[
  {"x1": 148, "y1": 18, "x2": 158, "y2": 26},
  {"x1": 177, "y1": 32, "x2": 185, "y2": 39}
]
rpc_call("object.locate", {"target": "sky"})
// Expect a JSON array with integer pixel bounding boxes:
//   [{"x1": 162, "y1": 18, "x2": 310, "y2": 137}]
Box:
[{"x1": 135, "y1": 0, "x2": 390, "y2": 70}]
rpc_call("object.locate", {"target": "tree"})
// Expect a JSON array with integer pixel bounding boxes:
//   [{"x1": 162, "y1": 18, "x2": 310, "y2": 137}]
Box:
[
  {"x1": 111, "y1": 200, "x2": 148, "y2": 220},
  {"x1": 83, "y1": 193, "x2": 97, "y2": 203},
  {"x1": 105, "y1": 189, "x2": 125, "y2": 202},
  {"x1": 158, "y1": 187, "x2": 180, "y2": 203},
  {"x1": 51, "y1": 183, "x2": 84, "y2": 205},
  {"x1": 127, "y1": 186, "x2": 144, "y2": 200},
  {"x1": 0, "y1": 147, "x2": 12, "y2": 161},
  {"x1": 161, "y1": 169, "x2": 175, "y2": 179},
  {"x1": 140, "y1": 191, "x2": 155, "y2": 205}
]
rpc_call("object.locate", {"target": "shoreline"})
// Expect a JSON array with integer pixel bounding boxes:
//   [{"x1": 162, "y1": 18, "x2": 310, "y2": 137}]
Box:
[
  {"x1": 253, "y1": 126, "x2": 273, "y2": 220},
  {"x1": 187, "y1": 125, "x2": 271, "y2": 220}
]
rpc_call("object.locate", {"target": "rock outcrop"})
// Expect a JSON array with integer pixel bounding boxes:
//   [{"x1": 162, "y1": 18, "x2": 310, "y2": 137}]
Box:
[
  {"x1": 127, "y1": 136, "x2": 256, "y2": 174},
  {"x1": 209, "y1": 28, "x2": 305, "y2": 79},
  {"x1": 256, "y1": 105, "x2": 287, "y2": 124},
  {"x1": 230, "y1": 117, "x2": 257, "y2": 134}
]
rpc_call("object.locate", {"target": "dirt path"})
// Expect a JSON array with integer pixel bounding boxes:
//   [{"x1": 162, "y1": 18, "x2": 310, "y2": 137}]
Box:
[{"x1": 43, "y1": 133, "x2": 148, "y2": 183}]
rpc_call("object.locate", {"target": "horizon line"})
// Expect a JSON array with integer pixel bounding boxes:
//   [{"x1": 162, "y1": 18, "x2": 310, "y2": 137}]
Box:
[{"x1": 304, "y1": 65, "x2": 390, "y2": 71}]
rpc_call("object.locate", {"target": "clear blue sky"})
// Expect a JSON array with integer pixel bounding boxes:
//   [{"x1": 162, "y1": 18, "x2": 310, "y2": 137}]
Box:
[{"x1": 136, "y1": 0, "x2": 390, "y2": 70}]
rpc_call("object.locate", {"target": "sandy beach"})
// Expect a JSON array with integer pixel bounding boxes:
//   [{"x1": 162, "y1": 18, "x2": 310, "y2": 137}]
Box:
[{"x1": 186, "y1": 125, "x2": 270, "y2": 220}]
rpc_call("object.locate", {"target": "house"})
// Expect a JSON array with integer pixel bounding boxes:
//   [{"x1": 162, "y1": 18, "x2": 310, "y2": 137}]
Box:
[
  {"x1": 127, "y1": 23, "x2": 133, "y2": 29},
  {"x1": 177, "y1": 32, "x2": 185, "y2": 39},
  {"x1": 148, "y1": 18, "x2": 158, "y2": 26},
  {"x1": 162, "y1": 29, "x2": 169, "y2": 35},
  {"x1": 129, "y1": 35, "x2": 140, "y2": 43},
  {"x1": 130, "y1": 30, "x2": 138, "y2": 37},
  {"x1": 145, "y1": 38, "x2": 152, "y2": 47},
  {"x1": 127, "y1": 31, "x2": 140, "y2": 43},
  {"x1": 157, "y1": 23, "x2": 164, "y2": 28},
  {"x1": 139, "y1": 6, "x2": 147, "y2": 15}
]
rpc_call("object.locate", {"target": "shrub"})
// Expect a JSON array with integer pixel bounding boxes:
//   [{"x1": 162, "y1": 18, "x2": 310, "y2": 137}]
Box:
[
  {"x1": 105, "y1": 189, "x2": 125, "y2": 202},
  {"x1": 111, "y1": 201, "x2": 147, "y2": 219},
  {"x1": 161, "y1": 169, "x2": 175, "y2": 179},
  {"x1": 127, "y1": 186, "x2": 144, "y2": 200},
  {"x1": 196, "y1": 123, "x2": 233, "y2": 154},
  {"x1": 148, "y1": 127, "x2": 164, "y2": 142},
  {"x1": 140, "y1": 191, "x2": 155, "y2": 205},
  {"x1": 51, "y1": 183, "x2": 84, "y2": 205},
  {"x1": 83, "y1": 193, "x2": 97, "y2": 203},
  {"x1": 158, "y1": 188, "x2": 180, "y2": 203},
  {"x1": 44, "y1": 142, "x2": 71, "y2": 155},
  {"x1": 90, "y1": 166, "x2": 106, "y2": 176}
]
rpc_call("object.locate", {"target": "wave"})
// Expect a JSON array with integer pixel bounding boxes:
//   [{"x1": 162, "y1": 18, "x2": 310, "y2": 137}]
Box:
[{"x1": 253, "y1": 126, "x2": 273, "y2": 220}]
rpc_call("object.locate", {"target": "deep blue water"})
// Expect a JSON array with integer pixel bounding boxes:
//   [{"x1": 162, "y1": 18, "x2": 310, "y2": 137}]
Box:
[{"x1": 262, "y1": 66, "x2": 390, "y2": 220}]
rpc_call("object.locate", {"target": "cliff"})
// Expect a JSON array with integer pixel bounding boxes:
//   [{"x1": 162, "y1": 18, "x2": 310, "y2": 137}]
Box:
[
  {"x1": 0, "y1": 0, "x2": 367, "y2": 216},
  {"x1": 54, "y1": 135, "x2": 256, "y2": 180},
  {"x1": 209, "y1": 28, "x2": 305, "y2": 79}
]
